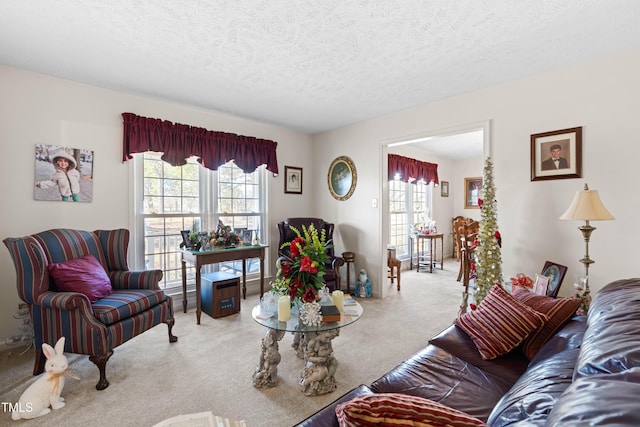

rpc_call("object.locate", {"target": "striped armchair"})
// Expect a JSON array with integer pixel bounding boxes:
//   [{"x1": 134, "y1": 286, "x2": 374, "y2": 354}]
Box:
[{"x1": 3, "y1": 228, "x2": 177, "y2": 390}]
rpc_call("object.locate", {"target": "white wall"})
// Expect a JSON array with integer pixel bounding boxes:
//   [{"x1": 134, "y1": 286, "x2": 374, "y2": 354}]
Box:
[
  {"x1": 0, "y1": 65, "x2": 314, "y2": 344},
  {"x1": 453, "y1": 157, "x2": 483, "y2": 221},
  {"x1": 312, "y1": 49, "x2": 639, "y2": 300}
]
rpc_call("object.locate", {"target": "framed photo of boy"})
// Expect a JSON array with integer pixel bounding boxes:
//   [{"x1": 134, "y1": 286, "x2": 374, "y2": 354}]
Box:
[
  {"x1": 531, "y1": 127, "x2": 582, "y2": 181},
  {"x1": 284, "y1": 165, "x2": 303, "y2": 194},
  {"x1": 34, "y1": 144, "x2": 94, "y2": 202},
  {"x1": 464, "y1": 177, "x2": 482, "y2": 209}
]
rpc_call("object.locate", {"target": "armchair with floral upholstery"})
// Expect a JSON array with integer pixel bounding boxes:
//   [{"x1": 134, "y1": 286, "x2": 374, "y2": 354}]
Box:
[
  {"x1": 3, "y1": 228, "x2": 177, "y2": 390},
  {"x1": 277, "y1": 218, "x2": 345, "y2": 292}
]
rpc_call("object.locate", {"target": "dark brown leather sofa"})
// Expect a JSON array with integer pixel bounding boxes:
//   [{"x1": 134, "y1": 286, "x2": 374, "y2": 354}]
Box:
[{"x1": 297, "y1": 279, "x2": 640, "y2": 426}]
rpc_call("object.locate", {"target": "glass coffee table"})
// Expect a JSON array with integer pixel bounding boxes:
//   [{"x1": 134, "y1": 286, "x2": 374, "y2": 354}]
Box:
[{"x1": 251, "y1": 301, "x2": 363, "y2": 396}]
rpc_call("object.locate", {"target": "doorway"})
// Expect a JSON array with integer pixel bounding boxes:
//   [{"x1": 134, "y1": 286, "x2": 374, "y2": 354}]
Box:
[{"x1": 379, "y1": 121, "x2": 490, "y2": 298}]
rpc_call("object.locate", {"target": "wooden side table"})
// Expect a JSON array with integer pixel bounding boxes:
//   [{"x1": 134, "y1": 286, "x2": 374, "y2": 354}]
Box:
[
  {"x1": 181, "y1": 245, "x2": 267, "y2": 324},
  {"x1": 410, "y1": 233, "x2": 444, "y2": 273},
  {"x1": 341, "y1": 252, "x2": 355, "y2": 294}
]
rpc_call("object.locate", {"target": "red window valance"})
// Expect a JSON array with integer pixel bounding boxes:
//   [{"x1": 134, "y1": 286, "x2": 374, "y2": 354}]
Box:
[
  {"x1": 122, "y1": 112, "x2": 279, "y2": 174},
  {"x1": 388, "y1": 153, "x2": 439, "y2": 185}
]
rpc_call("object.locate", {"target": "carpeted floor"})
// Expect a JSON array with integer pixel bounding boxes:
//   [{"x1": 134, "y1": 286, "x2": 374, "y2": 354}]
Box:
[{"x1": 0, "y1": 260, "x2": 463, "y2": 426}]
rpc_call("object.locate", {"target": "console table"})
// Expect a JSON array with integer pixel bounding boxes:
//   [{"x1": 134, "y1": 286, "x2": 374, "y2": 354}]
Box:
[
  {"x1": 251, "y1": 301, "x2": 363, "y2": 396},
  {"x1": 409, "y1": 233, "x2": 444, "y2": 273},
  {"x1": 181, "y1": 245, "x2": 267, "y2": 324}
]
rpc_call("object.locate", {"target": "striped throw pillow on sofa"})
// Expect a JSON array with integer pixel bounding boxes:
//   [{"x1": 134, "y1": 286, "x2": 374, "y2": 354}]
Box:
[
  {"x1": 336, "y1": 393, "x2": 488, "y2": 426},
  {"x1": 512, "y1": 287, "x2": 581, "y2": 360},
  {"x1": 455, "y1": 284, "x2": 549, "y2": 360}
]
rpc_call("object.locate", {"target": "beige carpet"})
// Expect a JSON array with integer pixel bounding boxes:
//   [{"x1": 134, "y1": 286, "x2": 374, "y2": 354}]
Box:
[{"x1": 0, "y1": 260, "x2": 463, "y2": 427}]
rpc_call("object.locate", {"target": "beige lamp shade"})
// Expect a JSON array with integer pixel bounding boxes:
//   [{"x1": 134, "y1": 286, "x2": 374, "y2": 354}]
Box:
[{"x1": 560, "y1": 184, "x2": 614, "y2": 221}]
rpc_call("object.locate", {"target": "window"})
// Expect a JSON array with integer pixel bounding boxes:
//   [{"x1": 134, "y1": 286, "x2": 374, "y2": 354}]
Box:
[
  {"x1": 389, "y1": 178, "x2": 433, "y2": 259},
  {"x1": 214, "y1": 161, "x2": 265, "y2": 275},
  {"x1": 389, "y1": 179, "x2": 408, "y2": 256},
  {"x1": 134, "y1": 152, "x2": 266, "y2": 293}
]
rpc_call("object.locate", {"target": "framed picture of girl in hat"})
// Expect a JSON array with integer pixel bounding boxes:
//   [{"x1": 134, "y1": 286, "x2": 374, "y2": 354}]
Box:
[{"x1": 34, "y1": 144, "x2": 94, "y2": 202}]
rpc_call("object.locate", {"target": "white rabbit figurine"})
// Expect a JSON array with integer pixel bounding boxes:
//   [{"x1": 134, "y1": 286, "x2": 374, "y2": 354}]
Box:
[{"x1": 12, "y1": 337, "x2": 70, "y2": 420}]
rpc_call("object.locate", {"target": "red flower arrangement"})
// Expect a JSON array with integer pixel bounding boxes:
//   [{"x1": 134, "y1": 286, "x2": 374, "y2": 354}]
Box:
[{"x1": 272, "y1": 224, "x2": 329, "y2": 303}]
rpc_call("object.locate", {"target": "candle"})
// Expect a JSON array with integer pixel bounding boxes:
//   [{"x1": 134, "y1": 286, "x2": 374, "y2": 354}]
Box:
[
  {"x1": 278, "y1": 295, "x2": 291, "y2": 322},
  {"x1": 332, "y1": 290, "x2": 344, "y2": 312}
]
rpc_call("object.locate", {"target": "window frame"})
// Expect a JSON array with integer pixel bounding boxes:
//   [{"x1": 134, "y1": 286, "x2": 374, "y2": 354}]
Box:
[
  {"x1": 129, "y1": 153, "x2": 267, "y2": 293},
  {"x1": 388, "y1": 178, "x2": 433, "y2": 260}
]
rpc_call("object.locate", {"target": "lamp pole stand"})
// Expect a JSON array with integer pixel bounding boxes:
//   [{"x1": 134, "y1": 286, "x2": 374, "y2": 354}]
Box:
[{"x1": 577, "y1": 219, "x2": 596, "y2": 303}]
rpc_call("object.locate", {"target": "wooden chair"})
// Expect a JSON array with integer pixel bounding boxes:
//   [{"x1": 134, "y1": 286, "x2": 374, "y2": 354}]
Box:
[
  {"x1": 387, "y1": 247, "x2": 401, "y2": 291},
  {"x1": 453, "y1": 217, "x2": 470, "y2": 279},
  {"x1": 459, "y1": 235, "x2": 478, "y2": 315},
  {"x1": 451, "y1": 216, "x2": 466, "y2": 259},
  {"x1": 456, "y1": 220, "x2": 479, "y2": 281}
]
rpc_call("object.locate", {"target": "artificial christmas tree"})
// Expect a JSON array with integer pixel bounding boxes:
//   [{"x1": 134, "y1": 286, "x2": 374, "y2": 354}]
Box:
[{"x1": 473, "y1": 157, "x2": 503, "y2": 305}]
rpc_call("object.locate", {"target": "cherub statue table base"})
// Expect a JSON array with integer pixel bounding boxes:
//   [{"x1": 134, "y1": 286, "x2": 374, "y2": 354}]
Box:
[
  {"x1": 252, "y1": 329, "x2": 285, "y2": 388},
  {"x1": 298, "y1": 329, "x2": 340, "y2": 396}
]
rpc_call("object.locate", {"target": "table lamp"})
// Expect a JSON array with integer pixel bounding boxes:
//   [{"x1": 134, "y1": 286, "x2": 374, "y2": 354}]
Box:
[{"x1": 559, "y1": 183, "x2": 614, "y2": 302}]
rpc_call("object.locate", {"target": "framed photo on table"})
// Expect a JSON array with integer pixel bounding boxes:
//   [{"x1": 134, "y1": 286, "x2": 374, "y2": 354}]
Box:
[
  {"x1": 531, "y1": 127, "x2": 582, "y2": 181},
  {"x1": 541, "y1": 261, "x2": 568, "y2": 298},
  {"x1": 241, "y1": 230, "x2": 253, "y2": 246},
  {"x1": 180, "y1": 230, "x2": 191, "y2": 248},
  {"x1": 464, "y1": 177, "x2": 482, "y2": 209},
  {"x1": 534, "y1": 274, "x2": 550, "y2": 296},
  {"x1": 284, "y1": 166, "x2": 303, "y2": 194}
]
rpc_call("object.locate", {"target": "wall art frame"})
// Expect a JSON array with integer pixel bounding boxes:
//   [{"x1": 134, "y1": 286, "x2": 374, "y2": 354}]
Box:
[
  {"x1": 328, "y1": 156, "x2": 357, "y2": 201},
  {"x1": 284, "y1": 165, "x2": 303, "y2": 194},
  {"x1": 34, "y1": 144, "x2": 94, "y2": 202},
  {"x1": 464, "y1": 177, "x2": 482, "y2": 209},
  {"x1": 440, "y1": 180, "x2": 449, "y2": 197},
  {"x1": 531, "y1": 126, "x2": 582, "y2": 181}
]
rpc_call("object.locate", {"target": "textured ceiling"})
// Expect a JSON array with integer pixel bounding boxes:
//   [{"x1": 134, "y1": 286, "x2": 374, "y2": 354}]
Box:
[{"x1": 1, "y1": 1, "x2": 639, "y2": 136}]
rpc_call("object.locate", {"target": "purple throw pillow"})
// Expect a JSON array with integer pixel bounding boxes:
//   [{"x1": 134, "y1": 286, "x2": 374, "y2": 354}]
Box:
[{"x1": 48, "y1": 255, "x2": 113, "y2": 302}]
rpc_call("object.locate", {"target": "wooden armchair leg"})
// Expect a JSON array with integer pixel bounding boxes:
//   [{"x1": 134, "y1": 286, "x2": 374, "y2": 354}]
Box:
[
  {"x1": 90, "y1": 350, "x2": 114, "y2": 390},
  {"x1": 166, "y1": 318, "x2": 178, "y2": 343}
]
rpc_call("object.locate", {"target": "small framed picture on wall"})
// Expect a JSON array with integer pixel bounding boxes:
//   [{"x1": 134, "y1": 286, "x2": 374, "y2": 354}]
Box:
[
  {"x1": 464, "y1": 177, "x2": 482, "y2": 209},
  {"x1": 440, "y1": 181, "x2": 449, "y2": 197},
  {"x1": 284, "y1": 166, "x2": 303, "y2": 194}
]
